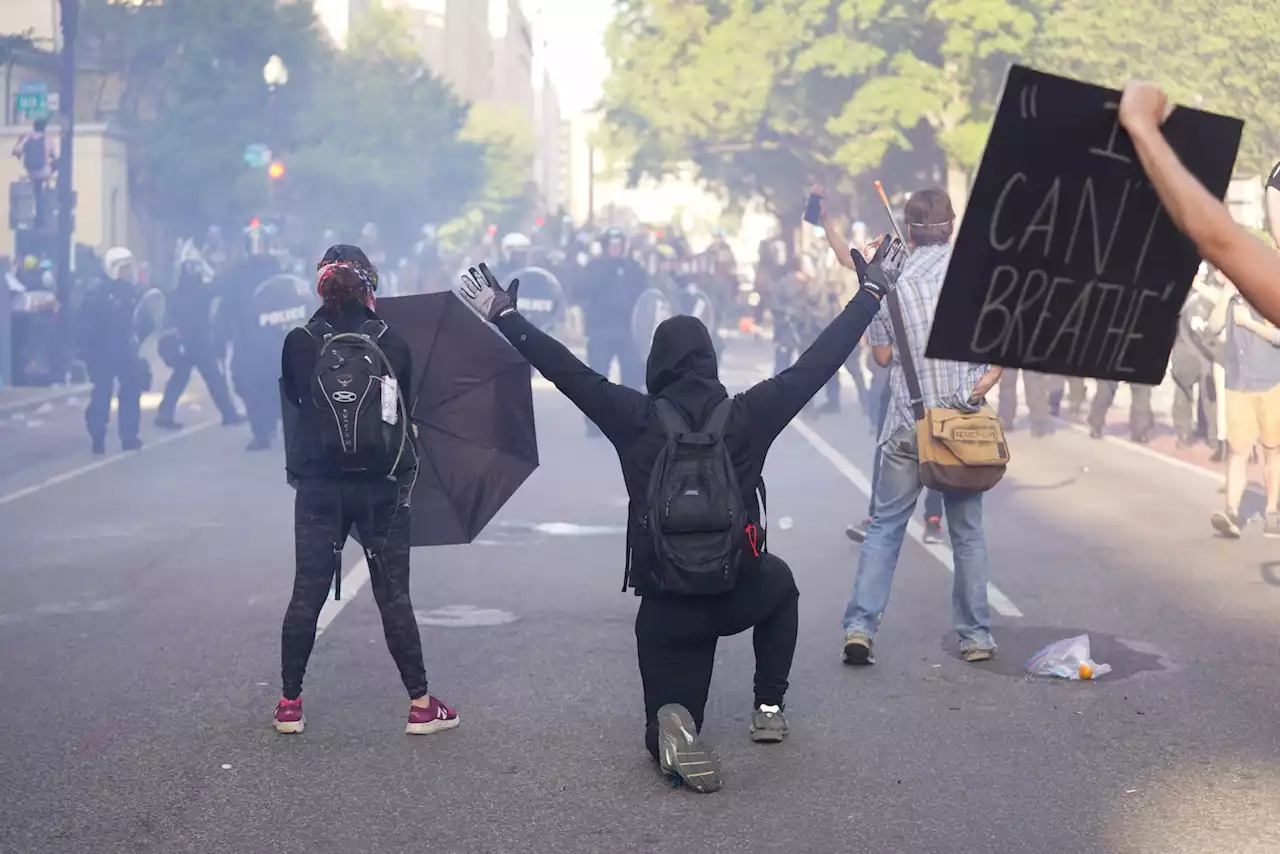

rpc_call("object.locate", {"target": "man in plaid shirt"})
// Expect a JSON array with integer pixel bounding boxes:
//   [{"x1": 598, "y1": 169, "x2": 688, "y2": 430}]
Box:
[{"x1": 838, "y1": 189, "x2": 1003, "y2": 665}]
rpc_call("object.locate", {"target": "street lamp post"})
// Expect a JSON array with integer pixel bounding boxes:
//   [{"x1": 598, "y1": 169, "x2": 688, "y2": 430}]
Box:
[
  {"x1": 262, "y1": 56, "x2": 288, "y2": 218},
  {"x1": 54, "y1": 0, "x2": 79, "y2": 383}
]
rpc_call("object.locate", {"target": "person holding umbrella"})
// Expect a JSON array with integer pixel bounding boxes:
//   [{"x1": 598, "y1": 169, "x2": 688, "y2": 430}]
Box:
[
  {"x1": 273, "y1": 245, "x2": 458, "y2": 737},
  {"x1": 456, "y1": 237, "x2": 905, "y2": 793}
]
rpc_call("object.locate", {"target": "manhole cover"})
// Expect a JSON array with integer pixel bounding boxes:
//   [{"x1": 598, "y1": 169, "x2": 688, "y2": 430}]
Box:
[{"x1": 415, "y1": 605, "x2": 518, "y2": 627}]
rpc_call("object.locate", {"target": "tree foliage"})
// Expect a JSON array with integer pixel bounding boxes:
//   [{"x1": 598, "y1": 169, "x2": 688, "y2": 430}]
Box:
[
  {"x1": 600, "y1": 0, "x2": 897, "y2": 222},
  {"x1": 72, "y1": 0, "x2": 504, "y2": 256},
  {"x1": 286, "y1": 6, "x2": 485, "y2": 253},
  {"x1": 1032, "y1": 0, "x2": 1280, "y2": 176},
  {"x1": 603, "y1": 0, "x2": 1280, "y2": 224}
]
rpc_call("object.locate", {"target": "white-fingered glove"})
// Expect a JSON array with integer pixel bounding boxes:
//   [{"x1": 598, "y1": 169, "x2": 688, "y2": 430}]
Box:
[{"x1": 456, "y1": 262, "x2": 518, "y2": 322}]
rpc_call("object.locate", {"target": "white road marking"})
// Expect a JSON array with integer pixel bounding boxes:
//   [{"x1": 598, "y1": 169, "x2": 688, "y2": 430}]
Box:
[
  {"x1": 314, "y1": 557, "x2": 371, "y2": 638},
  {"x1": 788, "y1": 418, "x2": 1024, "y2": 618},
  {"x1": 1059, "y1": 420, "x2": 1223, "y2": 483},
  {"x1": 0, "y1": 420, "x2": 219, "y2": 507}
]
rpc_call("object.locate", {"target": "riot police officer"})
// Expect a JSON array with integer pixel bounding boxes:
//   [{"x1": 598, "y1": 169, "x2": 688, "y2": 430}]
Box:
[
  {"x1": 156, "y1": 244, "x2": 243, "y2": 430},
  {"x1": 493, "y1": 232, "x2": 533, "y2": 282},
  {"x1": 581, "y1": 228, "x2": 648, "y2": 401},
  {"x1": 78, "y1": 248, "x2": 153, "y2": 455},
  {"x1": 218, "y1": 221, "x2": 312, "y2": 451}
]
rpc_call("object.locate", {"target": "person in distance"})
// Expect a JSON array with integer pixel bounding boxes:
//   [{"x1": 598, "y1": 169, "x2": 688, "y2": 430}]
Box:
[{"x1": 455, "y1": 238, "x2": 906, "y2": 793}]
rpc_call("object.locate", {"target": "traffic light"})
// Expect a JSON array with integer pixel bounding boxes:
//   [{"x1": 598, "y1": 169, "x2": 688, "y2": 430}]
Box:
[{"x1": 268, "y1": 160, "x2": 286, "y2": 180}]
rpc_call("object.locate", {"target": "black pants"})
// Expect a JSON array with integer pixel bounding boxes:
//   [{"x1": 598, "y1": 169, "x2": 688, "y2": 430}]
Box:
[
  {"x1": 1088, "y1": 380, "x2": 1154, "y2": 437},
  {"x1": 282, "y1": 476, "x2": 427, "y2": 700},
  {"x1": 232, "y1": 361, "x2": 278, "y2": 441},
  {"x1": 1170, "y1": 350, "x2": 1216, "y2": 442},
  {"x1": 636, "y1": 553, "x2": 799, "y2": 760},
  {"x1": 86, "y1": 362, "x2": 145, "y2": 443},
  {"x1": 997, "y1": 370, "x2": 1053, "y2": 431},
  {"x1": 158, "y1": 349, "x2": 238, "y2": 421},
  {"x1": 587, "y1": 333, "x2": 642, "y2": 389}
]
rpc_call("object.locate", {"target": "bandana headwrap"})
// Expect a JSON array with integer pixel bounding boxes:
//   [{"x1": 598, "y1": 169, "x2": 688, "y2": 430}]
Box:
[{"x1": 317, "y1": 259, "x2": 377, "y2": 294}]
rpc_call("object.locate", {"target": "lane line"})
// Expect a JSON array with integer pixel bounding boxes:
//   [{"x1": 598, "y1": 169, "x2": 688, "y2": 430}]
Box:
[
  {"x1": 788, "y1": 418, "x2": 1024, "y2": 618},
  {"x1": 0, "y1": 420, "x2": 219, "y2": 507},
  {"x1": 314, "y1": 557, "x2": 371, "y2": 638},
  {"x1": 1058, "y1": 420, "x2": 1223, "y2": 483}
]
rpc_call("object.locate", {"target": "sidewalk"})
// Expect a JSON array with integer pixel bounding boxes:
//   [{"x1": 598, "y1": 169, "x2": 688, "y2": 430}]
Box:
[{"x1": 0, "y1": 383, "x2": 90, "y2": 414}]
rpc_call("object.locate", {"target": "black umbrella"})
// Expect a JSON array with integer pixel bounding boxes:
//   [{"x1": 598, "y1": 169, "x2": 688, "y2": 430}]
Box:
[{"x1": 375, "y1": 291, "x2": 538, "y2": 546}]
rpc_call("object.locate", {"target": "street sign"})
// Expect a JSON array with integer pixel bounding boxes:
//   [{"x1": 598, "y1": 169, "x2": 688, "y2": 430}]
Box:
[
  {"x1": 243, "y1": 143, "x2": 273, "y2": 169},
  {"x1": 14, "y1": 82, "x2": 50, "y2": 121}
]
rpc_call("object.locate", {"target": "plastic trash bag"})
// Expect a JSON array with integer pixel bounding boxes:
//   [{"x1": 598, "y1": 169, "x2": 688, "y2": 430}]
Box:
[{"x1": 1025, "y1": 634, "x2": 1112, "y2": 680}]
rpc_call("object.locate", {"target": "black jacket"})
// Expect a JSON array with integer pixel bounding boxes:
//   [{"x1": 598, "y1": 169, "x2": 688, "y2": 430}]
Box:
[
  {"x1": 495, "y1": 288, "x2": 883, "y2": 595},
  {"x1": 280, "y1": 302, "x2": 415, "y2": 479},
  {"x1": 581, "y1": 255, "x2": 649, "y2": 335},
  {"x1": 77, "y1": 277, "x2": 144, "y2": 369}
]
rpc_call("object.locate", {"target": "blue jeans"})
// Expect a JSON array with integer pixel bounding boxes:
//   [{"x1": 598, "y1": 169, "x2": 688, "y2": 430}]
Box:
[{"x1": 842, "y1": 426, "x2": 995, "y2": 648}]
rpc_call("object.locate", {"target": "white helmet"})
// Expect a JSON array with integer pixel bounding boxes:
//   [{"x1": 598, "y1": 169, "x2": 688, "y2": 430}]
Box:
[
  {"x1": 104, "y1": 247, "x2": 135, "y2": 281},
  {"x1": 500, "y1": 232, "x2": 531, "y2": 263}
]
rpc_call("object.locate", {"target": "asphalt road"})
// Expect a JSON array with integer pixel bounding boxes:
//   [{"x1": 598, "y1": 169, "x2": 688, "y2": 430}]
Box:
[{"x1": 2, "y1": 338, "x2": 1279, "y2": 854}]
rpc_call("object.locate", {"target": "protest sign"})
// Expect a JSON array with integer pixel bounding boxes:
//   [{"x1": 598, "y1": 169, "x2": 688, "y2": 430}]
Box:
[{"x1": 926, "y1": 65, "x2": 1243, "y2": 384}]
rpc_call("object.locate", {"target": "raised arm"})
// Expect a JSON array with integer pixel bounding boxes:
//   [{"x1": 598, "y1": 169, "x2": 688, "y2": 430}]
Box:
[
  {"x1": 460, "y1": 264, "x2": 647, "y2": 439},
  {"x1": 1119, "y1": 82, "x2": 1280, "y2": 327},
  {"x1": 737, "y1": 289, "x2": 881, "y2": 444}
]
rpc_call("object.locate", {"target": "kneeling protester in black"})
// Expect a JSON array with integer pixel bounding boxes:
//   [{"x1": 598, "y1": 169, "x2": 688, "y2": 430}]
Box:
[
  {"x1": 457, "y1": 236, "x2": 905, "y2": 792},
  {"x1": 275, "y1": 243, "x2": 459, "y2": 736}
]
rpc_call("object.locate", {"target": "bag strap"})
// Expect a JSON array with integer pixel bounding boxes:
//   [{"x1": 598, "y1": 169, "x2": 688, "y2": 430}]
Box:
[
  {"x1": 304, "y1": 318, "x2": 333, "y2": 342},
  {"x1": 703, "y1": 397, "x2": 733, "y2": 437},
  {"x1": 653, "y1": 398, "x2": 690, "y2": 439},
  {"x1": 886, "y1": 289, "x2": 926, "y2": 423},
  {"x1": 360, "y1": 319, "x2": 388, "y2": 339}
]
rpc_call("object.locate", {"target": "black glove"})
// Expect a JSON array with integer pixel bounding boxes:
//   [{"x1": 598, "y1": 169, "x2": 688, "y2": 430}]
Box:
[
  {"x1": 457, "y1": 262, "x2": 520, "y2": 322},
  {"x1": 851, "y1": 250, "x2": 869, "y2": 285},
  {"x1": 861, "y1": 237, "x2": 907, "y2": 297}
]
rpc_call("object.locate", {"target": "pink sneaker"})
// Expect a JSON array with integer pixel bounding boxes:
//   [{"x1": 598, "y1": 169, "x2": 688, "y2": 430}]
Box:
[
  {"x1": 274, "y1": 698, "x2": 305, "y2": 734},
  {"x1": 406, "y1": 695, "x2": 459, "y2": 735}
]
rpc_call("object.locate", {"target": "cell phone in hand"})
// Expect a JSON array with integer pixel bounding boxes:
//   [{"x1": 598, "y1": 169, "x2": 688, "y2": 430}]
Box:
[{"x1": 803, "y1": 193, "x2": 823, "y2": 226}]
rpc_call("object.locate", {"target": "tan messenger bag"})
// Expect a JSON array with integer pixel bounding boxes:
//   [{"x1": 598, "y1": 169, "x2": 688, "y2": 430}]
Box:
[{"x1": 886, "y1": 290, "x2": 1010, "y2": 493}]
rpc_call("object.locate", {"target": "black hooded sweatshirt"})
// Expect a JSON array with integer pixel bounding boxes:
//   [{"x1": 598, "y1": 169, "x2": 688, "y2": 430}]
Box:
[{"x1": 493, "y1": 288, "x2": 883, "y2": 595}]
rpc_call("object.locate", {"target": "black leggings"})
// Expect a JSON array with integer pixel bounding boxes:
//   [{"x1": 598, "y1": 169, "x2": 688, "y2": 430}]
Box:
[
  {"x1": 282, "y1": 476, "x2": 427, "y2": 700},
  {"x1": 636, "y1": 553, "x2": 799, "y2": 759}
]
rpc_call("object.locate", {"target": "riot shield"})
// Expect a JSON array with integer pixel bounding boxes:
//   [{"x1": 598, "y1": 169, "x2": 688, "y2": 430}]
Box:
[
  {"x1": 504, "y1": 266, "x2": 564, "y2": 332},
  {"x1": 677, "y1": 283, "x2": 717, "y2": 335},
  {"x1": 630, "y1": 287, "x2": 673, "y2": 360},
  {"x1": 251, "y1": 274, "x2": 316, "y2": 339},
  {"x1": 132, "y1": 288, "x2": 166, "y2": 343}
]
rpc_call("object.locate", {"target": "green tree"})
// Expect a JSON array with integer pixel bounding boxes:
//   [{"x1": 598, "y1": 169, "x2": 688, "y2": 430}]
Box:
[
  {"x1": 78, "y1": 0, "x2": 325, "y2": 236},
  {"x1": 600, "y1": 0, "x2": 902, "y2": 226},
  {"x1": 1033, "y1": 0, "x2": 1280, "y2": 177},
  {"x1": 825, "y1": 0, "x2": 1047, "y2": 215},
  {"x1": 286, "y1": 5, "x2": 485, "y2": 253},
  {"x1": 441, "y1": 100, "x2": 537, "y2": 246}
]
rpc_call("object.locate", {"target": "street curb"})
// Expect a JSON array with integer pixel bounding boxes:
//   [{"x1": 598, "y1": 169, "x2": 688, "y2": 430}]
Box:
[{"x1": 0, "y1": 384, "x2": 91, "y2": 415}]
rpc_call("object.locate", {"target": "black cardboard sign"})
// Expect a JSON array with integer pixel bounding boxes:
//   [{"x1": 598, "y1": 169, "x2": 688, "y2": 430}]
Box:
[{"x1": 925, "y1": 65, "x2": 1243, "y2": 384}]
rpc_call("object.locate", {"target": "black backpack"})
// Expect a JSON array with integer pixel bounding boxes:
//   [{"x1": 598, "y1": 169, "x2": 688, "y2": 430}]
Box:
[
  {"x1": 645, "y1": 397, "x2": 754, "y2": 595},
  {"x1": 305, "y1": 318, "x2": 407, "y2": 476},
  {"x1": 22, "y1": 136, "x2": 45, "y2": 174}
]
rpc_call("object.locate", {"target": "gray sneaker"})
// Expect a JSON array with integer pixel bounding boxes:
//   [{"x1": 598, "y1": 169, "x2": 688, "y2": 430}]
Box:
[
  {"x1": 749, "y1": 704, "x2": 789, "y2": 743},
  {"x1": 845, "y1": 519, "x2": 871, "y2": 543},
  {"x1": 1211, "y1": 510, "x2": 1242, "y2": 539},
  {"x1": 841, "y1": 631, "x2": 875, "y2": 665},
  {"x1": 1266, "y1": 513, "x2": 1280, "y2": 539},
  {"x1": 655, "y1": 704, "x2": 722, "y2": 793}
]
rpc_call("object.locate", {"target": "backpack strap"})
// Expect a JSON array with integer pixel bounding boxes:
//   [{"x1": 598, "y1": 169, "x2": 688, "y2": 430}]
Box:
[
  {"x1": 703, "y1": 398, "x2": 733, "y2": 437},
  {"x1": 360, "y1": 319, "x2": 388, "y2": 339},
  {"x1": 304, "y1": 318, "x2": 334, "y2": 341},
  {"x1": 653, "y1": 398, "x2": 690, "y2": 439}
]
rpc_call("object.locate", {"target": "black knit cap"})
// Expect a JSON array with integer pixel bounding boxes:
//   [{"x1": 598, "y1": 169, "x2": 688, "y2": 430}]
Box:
[{"x1": 317, "y1": 244, "x2": 378, "y2": 290}]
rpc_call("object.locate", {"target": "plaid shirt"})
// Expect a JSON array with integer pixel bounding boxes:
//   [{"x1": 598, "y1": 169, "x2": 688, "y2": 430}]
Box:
[{"x1": 868, "y1": 244, "x2": 990, "y2": 445}]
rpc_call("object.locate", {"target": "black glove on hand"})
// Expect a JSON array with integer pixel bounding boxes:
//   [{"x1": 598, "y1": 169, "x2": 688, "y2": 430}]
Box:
[
  {"x1": 457, "y1": 262, "x2": 520, "y2": 322},
  {"x1": 851, "y1": 249, "x2": 869, "y2": 286},
  {"x1": 861, "y1": 237, "x2": 908, "y2": 297}
]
